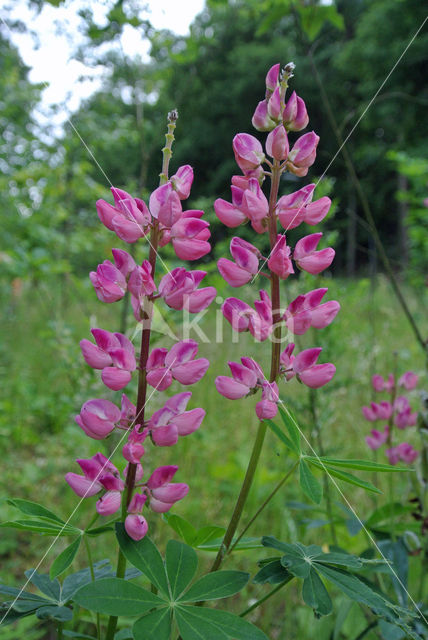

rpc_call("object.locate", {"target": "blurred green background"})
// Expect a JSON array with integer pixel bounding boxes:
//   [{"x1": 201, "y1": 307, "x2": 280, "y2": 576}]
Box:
[{"x1": 0, "y1": 0, "x2": 427, "y2": 638}]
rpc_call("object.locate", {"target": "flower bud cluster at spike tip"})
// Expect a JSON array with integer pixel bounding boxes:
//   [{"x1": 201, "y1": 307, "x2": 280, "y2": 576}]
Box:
[
  {"x1": 363, "y1": 368, "x2": 419, "y2": 465},
  {"x1": 96, "y1": 168, "x2": 210, "y2": 261},
  {"x1": 213, "y1": 62, "x2": 339, "y2": 420},
  {"x1": 68, "y1": 123, "x2": 216, "y2": 542}
]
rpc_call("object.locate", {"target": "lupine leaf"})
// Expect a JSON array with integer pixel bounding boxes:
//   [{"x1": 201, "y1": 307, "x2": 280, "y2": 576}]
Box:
[
  {"x1": 163, "y1": 514, "x2": 197, "y2": 545},
  {"x1": 365, "y1": 503, "x2": 414, "y2": 527},
  {"x1": 175, "y1": 605, "x2": 269, "y2": 640},
  {"x1": 0, "y1": 519, "x2": 78, "y2": 536},
  {"x1": 0, "y1": 585, "x2": 47, "y2": 600},
  {"x1": 73, "y1": 577, "x2": 164, "y2": 616},
  {"x1": 6, "y1": 499, "x2": 65, "y2": 523},
  {"x1": 12, "y1": 596, "x2": 52, "y2": 612},
  {"x1": 299, "y1": 459, "x2": 323, "y2": 504},
  {"x1": 24, "y1": 569, "x2": 61, "y2": 601},
  {"x1": 35, "y1": 605, "x2": 73, "y2": 621},
  {"x1": 253, "y1": 559, "x2": 291, "y2": 585},
  {"x1": 193, "y1": 526, "x2": 226, "y2": 547},
  {"x1": 264, "y1": 419, "x2": 297, "y2": 454},
  {"x1": 61, "y1": 560, "x2": 112, "y2": 601},
  {"x1": 180, "y1": 571, "x2": 249, "y2": 602},
  {"x1": 133, "y1": 607, "x2": 171, "y2": 640},
  {"x1": 50, "y1": 537, "x2": 81, "y2": 580},
  {"x1": 116, "y1": 524, "x2": 169, "y2": 597},
  {"x1": 166, "y1": 540, "x2": 198, "y2": 599},
  {"x1": 114, "y1": 630, "x2": 134, "y2": 640},
  {"x1": 278, "y1": 405, "x2": 301, "y2": 454},
  {"x1": 196, "y1": 536, "x2": 262, "y2": 551},
  {"x1": 302, "y1": 569, "x2": 332, "y2": 616},
  {"x1": 306, "y1": 460, "x2": 381, "y2": 494},
  {"x1": 305, "y1": 457, "x2": 409, "y2": 473}
]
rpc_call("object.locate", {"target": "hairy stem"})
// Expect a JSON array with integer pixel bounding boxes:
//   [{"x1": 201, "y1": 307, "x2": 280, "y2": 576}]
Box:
[
  {"x1": 210, "y1": 160, "x2": 283, "y2": 572},
  {"x1": 106, "y1": 111, "x2": 177, "y2": 640}
]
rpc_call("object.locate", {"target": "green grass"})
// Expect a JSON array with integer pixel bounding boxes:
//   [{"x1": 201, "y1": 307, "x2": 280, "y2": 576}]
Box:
[{"x1": 0, "y1": 272, "x2": 426, "y2": 639}]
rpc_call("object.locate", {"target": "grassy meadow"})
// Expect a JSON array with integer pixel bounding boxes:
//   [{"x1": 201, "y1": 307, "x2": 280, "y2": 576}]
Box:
[{"x1": 0, "y1": 271, "x2": 426, "y2": 639}]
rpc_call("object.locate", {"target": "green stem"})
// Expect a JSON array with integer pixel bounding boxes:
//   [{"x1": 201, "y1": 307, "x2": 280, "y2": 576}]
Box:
[
  {"x1": 84, "y1": 535, "x2": 101, "y2": 640},
  {"x1": 229, "y1": 461, "x2": 299, "y2": 555},
  {"x1": 239, "y1": 577, "x2": 293, "y2": 617},
  {"x1": 105, "y1": 110, "x2": 178, "y2": 640},
  {"x1": 57, "y1": 621, "x2": 63, "y2": 640},
  {"x1": 210, "y1": 160, "x2": 283, "y2": 573}
]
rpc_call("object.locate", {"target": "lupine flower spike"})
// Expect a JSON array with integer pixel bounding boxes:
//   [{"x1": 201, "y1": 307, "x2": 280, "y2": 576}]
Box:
[{"x1": 66, "y1": 112, "x2": 215, "y2": 540}]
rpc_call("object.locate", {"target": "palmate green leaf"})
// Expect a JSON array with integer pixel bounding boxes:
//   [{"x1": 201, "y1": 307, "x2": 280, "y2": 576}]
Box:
[
  {"x1": 306, "y1": 460, "x2": 381, "y2": 494},
  {"x1": 73, "y1": 577, "x2": 164, "y2": 616},
  {"x1": 35, "y1": 605, "x2": 73, "y2": 621},
  {"x1": 163, "y1": 514, "x2": 197, "y2": 545},
  {"x1": 175, "y1": 605, "x2": 269, "y2": 640},
  {"x1": 24, "y1": 569, "x2": 61, "y2": 601},
  {"x1": 50, "y1": 537, "x2": 81, "y2": 580},
  {"x1": 264, "y1": 419, "x2": 297, "y2": 454},
  {"x1": 0, "y1": 585, "x2": 47, "y2": 601},
  {"x1": 0, "y1": 518, "x2": 80, "y2": 536},
  {"x1": 61, "y1": 560, "x2": 112, "y2": 602},
  {"x1": 193, "y1": 526, "x2": 226, "y2": 547},
  {"x1": 253, "y1": 559, "x2": 291, "y2": 585},
  {"x1": 166, "y1": 540, "x2": 198, "y2": 599},
  {"x1": 116, "y1": 524, "x2": 169, "y2": 597},
  {"x1": 180, "y1": 571, "x2": 249, "y2": 603},
  {"x1": 302, "y1": 569, "x2": 333, "y2": 616},
  {"x1": 277, "y1": 405, "x2": 301, "y2": 454},
  {"x1": 6, "y1": 499, "x2": 65, "y2": 523},
  {"x1": 133, "y1": 607, "x2": 171, "y2": 640},
  {"x1": 12, "y1": 597, "x2": 51, "y2": 612},
  {"x1": 299, "y1": 459, "x2": 323, "y2": 504},
  {"x1": 305, "y1": 457, "x2": 409, "y2": 473}
]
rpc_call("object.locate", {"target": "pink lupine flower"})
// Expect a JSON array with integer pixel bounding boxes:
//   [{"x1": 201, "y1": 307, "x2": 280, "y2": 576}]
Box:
[
  {"x1": 240, "y1": 178, "x2": 270, "y2": 233},
  {"x1": 266, "y1": 125, "x2": 289, "y2": 161},
  {"x1": 123, "y1": 426, "x2": 148, "y2": 464},
  {"x1": 252, "y1": 99, "x2": 277, "y2": 132},
  {"x1": 249, "y1": 291, "x2": 273, "y2": 341},
  {"x1": 149, "y1": 183, "x2": 182, "y2": 227},
  {"x1": 267, "y1": 87, "x2": 282, "y2": 121},
  {"x1": 170, "y1": 165, "x2": 194, "y2": 200},
  {"x1": 149, "y1": 392, "x2": 205, "y2": 446},
  {"x1": 265, "y1": 63, "x2": 280, "y2": 92},
  {"x1": 292, "y1": 347, "x2": 336, "y2": 389},
  {"x1": 398, "y1": 371, "x2": 418, "y2": 391},
  {"x1": 169, "y1": 216, "x2": 211, "y2": 260},
  {"x1": 125, "y1": 493, "x2": 148, "y2": 541},
  {"x1": 365, "y1": 425, "x2": 390, "y2": 450},
  {"x1": 371, "y1": 373, "x2": 395, "y2": 392},
  {"x1": 123, "y1": 462, "x2": 144, "y2": 483},
  {"x1": 255, "y1": 381, "x2": 279, "y2": 419},
  {"x1": 111, "y1": 248, "x2": 137, "y2": 279},
  {"x1": 284, "y1": 288, "x2": 340, "y2": 335},
  {"x1": 96, "y1": 490, "x2": 122, "y2": 516},
  {"x1": 158, "y1": 268, "x2": 216, "y2": 313},
  {"x1": 218, "y1": 237, "x2": 261, "y2": 287},
  {"x1": 394, "y1": 397, "x2": 418, "y2": 429},
  {"x1": 279, "y1": 344, "x2": 335, "y2": 388},
  {"x1": 146, "y1": 340, "x2": 209, "y2": 389},
  {"x1": 361, "y1": 401, "x2": 393, "y2": 422},
  {"x1": 282, "y1": 91, "x2": 309, "y2": 132},
  {"x1": 214, "y1": 197, "x2": 247, "y2": 227},
  {"x1": 76, "y1": 399, "x2": 120, "y2": 440},
  {"x1": 65, "y1": 453, "x2": 121, "y2": 497},
  {"x1": 268, "y1": 235, "x2": 294, "y2": 279},
  {"x1": 90, "y1": 260, "x2": 127, "y2": 303},
  {"x1": 386, "y1": 443, "x2": 418, "y2": 465},
  {"x1": 146, "y1": 466, "x2": 189, "y2": 513},
  {"x1": 287, "y1": 131, "x2": 319, "y2": 177},
  {"x1": 96, "y1": 187, "x2": 151, "y2": 243},
  {"x1": 80, "y1": 329, "x2": 137, "y2": 391},
  {"x1": 293, "y1": 233, "x2": 335, "y2": 275},
  {"x1": 119, "y1": 394, "x2": 136, "y2": 429},
  {"x1": 276, "y1": 184, "x2": 331, "y2": 230},
  {"x1": 215, "y1": 359, "x2": 260, "y2": 399},
  {"x1": 221, "y1": 297, "x2": 253, "y2": 333},
  {"x1": 233, "y1": 134, "x2": 265, "y2": 173}
]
